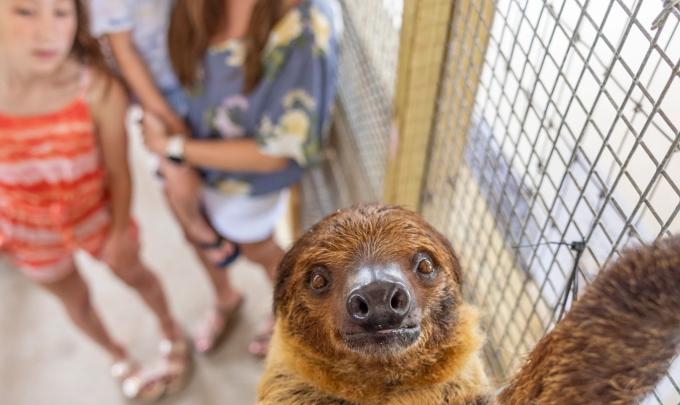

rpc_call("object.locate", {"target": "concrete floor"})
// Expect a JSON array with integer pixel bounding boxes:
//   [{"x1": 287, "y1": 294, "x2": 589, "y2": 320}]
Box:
[{"x1": 0, "y1": 129, "x2": 290, "y2": 404}]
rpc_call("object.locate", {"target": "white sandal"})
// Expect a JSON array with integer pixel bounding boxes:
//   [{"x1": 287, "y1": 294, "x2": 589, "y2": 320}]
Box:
[
  {"x1": 159, "y1": 334, "x2": 193, "y2": 395},
  {"x1": 111, "y1": 358, "x2": 166, "y2": 402}
]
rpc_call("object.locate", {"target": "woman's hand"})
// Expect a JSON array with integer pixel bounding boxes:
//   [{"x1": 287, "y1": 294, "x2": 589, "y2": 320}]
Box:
[{"x1": 142, "y1": 111, "x2": 170, "y2": 155}]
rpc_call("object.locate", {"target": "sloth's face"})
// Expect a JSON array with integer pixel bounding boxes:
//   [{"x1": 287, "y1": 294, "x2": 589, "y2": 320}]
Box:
[
  {"x1": 332, "y1": 253, "x2": 432, "y2": 354},
  {"x1": 274, "y1": 205, "x2": 463, "y2": 360}
]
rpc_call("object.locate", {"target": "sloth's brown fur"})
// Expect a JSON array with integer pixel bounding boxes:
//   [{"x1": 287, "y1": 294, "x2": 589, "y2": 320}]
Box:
[
  {"x1": 257, "y1": 205, "x2": 680, "y2": 405},
  {"x1": 499, "y1": 231, "x2": 680, "y2": 404}
]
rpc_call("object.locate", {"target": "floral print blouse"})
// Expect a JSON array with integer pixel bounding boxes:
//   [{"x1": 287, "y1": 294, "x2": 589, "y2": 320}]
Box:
[{"x1": 185, "y1": 0, "x2": 340, "y2": 197}]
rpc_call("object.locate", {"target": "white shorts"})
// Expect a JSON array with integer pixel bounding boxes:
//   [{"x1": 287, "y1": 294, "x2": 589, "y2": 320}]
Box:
[{"x1": 202, "y1": 187, "x2": 290, "y2": 244}]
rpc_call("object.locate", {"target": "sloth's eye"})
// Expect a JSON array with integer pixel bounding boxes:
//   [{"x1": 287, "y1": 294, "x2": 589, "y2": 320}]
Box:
[
  {"x1": 414, "y1": 252, "x2": 436, "y2": 278},
  {"x1": 308, "y1": 266, "x2": 331, "y2": 293},
  {"x1": 311, "y1": 273, "x2": 327, "y2": 289}
]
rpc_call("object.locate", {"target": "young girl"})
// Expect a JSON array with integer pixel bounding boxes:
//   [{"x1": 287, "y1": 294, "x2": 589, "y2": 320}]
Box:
[
  {"x1": 143, "y1": 0, "x2": 340, "y2": 356},
  {"x1": 90, "y1": 0, "x2": 238, "y2": 267},
  {"x1": 0, "y1": 0, "x2": 190, "y2": 400}
]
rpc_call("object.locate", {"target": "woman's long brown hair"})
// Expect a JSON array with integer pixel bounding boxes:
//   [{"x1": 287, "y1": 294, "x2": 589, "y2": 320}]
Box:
[
  {"x1": 168, "y1": 0, "x2": 287, "y2": 93},
  {"x1": 72, "y1": 0, "x2": 106, "y2": 71},
  {"x1": 243, "y1": 0, "x2": 284, "y2": 93}
]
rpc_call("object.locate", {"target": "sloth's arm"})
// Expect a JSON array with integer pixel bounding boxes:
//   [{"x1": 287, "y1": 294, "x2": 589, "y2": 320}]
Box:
[{"x1": 498, "y1": 235, "x2": 680, "y2": 405}]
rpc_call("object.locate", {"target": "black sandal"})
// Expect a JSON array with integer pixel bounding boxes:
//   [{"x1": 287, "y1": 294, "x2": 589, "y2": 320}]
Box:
[{"x1": 193, "y1": 234, "x2": 241, "y2": 268}]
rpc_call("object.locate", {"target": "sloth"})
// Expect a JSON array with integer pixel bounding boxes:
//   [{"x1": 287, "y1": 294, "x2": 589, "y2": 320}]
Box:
[{"x1": 257, "y1": 204, "x2": 680, "y2": 405}]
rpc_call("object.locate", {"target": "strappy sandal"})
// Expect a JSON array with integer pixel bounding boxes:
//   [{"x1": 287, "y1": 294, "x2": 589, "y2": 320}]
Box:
[
  {"x1": 159, "y1": 334, "x2": 193, "y2": 395},
  {"x1": 192, "y1": 233, "x2": 241, "y2": 268},
  {"x1": 248, "y1": 316, "x2": 275, "y2": 359},
  {"x1": 193, "y1": 295, "x2": 244, "y2": 354},
  {"x1": 110, "y1": 358, "x2": 166, "y2": 402}
]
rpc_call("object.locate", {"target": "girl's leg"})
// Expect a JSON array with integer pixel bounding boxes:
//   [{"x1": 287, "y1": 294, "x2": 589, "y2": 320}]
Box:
[
  {"x1": 161, "y1": 160, "x2": 211, "y2": 242},
  {"x1": 39, "y1": 267, "x2": 127, "y2": 361},
  {"x1": 105, "y1": 252, "x2": 180, "y2": 341},
  {"x1": 160, "y1": 160, "x2": 233, "y2": 263},
  {"x1": 39, "y1": 266, "x2": 167, "y2": 400},
  {"x1": 240, "y1": 235, "x2": 285, "y2": 282},
  {"x1": 195, "y1": 247, "x2": 242, "y2": 308},
  {"x1": 191, "y1": 245, "x2": 243, "y2": 353},
  {"x1": 105, "y1": 251, "x2": 192, "y2": 394},
  {"x1": 157, "y1": 162, "x2": 242, "y2": 352},
  {"x1": 240, "y1": 235, "x2": 286, "y2": 357},
  {"x1": 160, "y1": 170, "x2": 243, "y2": 315}
]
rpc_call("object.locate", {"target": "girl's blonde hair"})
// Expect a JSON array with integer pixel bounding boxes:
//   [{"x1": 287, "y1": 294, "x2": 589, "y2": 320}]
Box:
[{"x1": 168, "y1": 0, "x2": 286, "y2": 93}]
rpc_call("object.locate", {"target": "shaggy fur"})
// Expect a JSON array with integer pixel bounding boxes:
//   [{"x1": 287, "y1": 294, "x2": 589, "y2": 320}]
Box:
[
  {"x1": 499, "y1": 232, "x2": 680, "y2": 404},
  {"x1": 257, "y1": 204, "x2": 680, "y2": 405}
]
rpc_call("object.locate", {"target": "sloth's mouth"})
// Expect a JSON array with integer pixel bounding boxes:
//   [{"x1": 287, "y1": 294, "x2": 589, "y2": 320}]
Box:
[{"x1": 342, "y1": 325, "x2": 421, "y2": 351}]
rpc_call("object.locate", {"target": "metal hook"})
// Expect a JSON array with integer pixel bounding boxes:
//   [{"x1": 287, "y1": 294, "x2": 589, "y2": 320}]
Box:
[{"x1": 651, "y1": 0, "x2": 680, "y2": 30}]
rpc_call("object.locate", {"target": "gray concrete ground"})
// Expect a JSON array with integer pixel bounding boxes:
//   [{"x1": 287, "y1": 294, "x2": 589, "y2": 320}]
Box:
[{"x1": 0, "y1": 130, "x2": 289, "y2": 405}]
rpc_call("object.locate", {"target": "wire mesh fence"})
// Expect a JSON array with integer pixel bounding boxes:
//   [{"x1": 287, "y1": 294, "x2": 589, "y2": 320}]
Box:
[
  {"x1": 298, "y1": 0, "x2": 402, "y2": 230},
  {"x1": 421, "y1": 0, "x2": 680, "y2": 403},
  {"x1": 299, "y1": 0, "x2": 679, "y2": 402}
]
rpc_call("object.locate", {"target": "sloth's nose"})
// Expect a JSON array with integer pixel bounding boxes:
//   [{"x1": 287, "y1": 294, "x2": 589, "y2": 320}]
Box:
[{"x1": 346, "y1": 264, "x2": 413, "y2": 330}]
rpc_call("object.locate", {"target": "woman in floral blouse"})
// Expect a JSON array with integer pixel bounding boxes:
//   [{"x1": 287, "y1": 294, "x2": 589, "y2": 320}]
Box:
[{"x1": 142, "y1": 0, "x2": 339, "y2": 357}]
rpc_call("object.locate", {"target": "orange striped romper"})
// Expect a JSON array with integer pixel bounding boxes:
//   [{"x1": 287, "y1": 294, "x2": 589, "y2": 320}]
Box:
[{"x1": 0, "y1": 71, "x2": 112, "y2": 283}]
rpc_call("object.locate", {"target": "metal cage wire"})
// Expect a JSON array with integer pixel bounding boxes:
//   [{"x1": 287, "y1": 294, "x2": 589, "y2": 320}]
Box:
[
  {"x1": 422, "y1": 0, "x2": 680, "y2": 403},
  {"x1": 300, "y1": 0, "x2": 680, "y2": 403},
  {"x1": 298, "y1": 0, "x2": 401, "y2": 230}
]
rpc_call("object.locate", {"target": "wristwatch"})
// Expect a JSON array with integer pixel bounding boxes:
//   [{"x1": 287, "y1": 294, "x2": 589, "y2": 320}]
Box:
[{"x1": 165, "y1": 135, "x2": 186, "y2": 164}]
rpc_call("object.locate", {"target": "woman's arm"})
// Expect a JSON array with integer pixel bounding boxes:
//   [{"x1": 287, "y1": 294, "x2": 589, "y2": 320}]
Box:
[
  {"x1": 106, "y1": 31, "x2": 186, "y2": 133},
  {"x1": 183, "y1": 138, "x2": 289, "y2": 172},
  {"x1": 143, "y1": 112, "x2": 289, "y2": 173}
]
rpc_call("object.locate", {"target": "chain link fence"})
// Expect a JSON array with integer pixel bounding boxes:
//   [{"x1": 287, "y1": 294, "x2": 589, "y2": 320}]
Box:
[{"x1": 421, "y1": 0, "x2": 680, "y2": 403}]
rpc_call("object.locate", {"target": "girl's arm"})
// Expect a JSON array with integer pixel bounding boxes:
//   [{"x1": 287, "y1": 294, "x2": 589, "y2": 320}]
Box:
[
  {"x1": 106, "y1": 31, "x2": 186, "y2": 133},
  {"x1": 88, "y1": 71, "x2": 133, "y2": 235}
]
